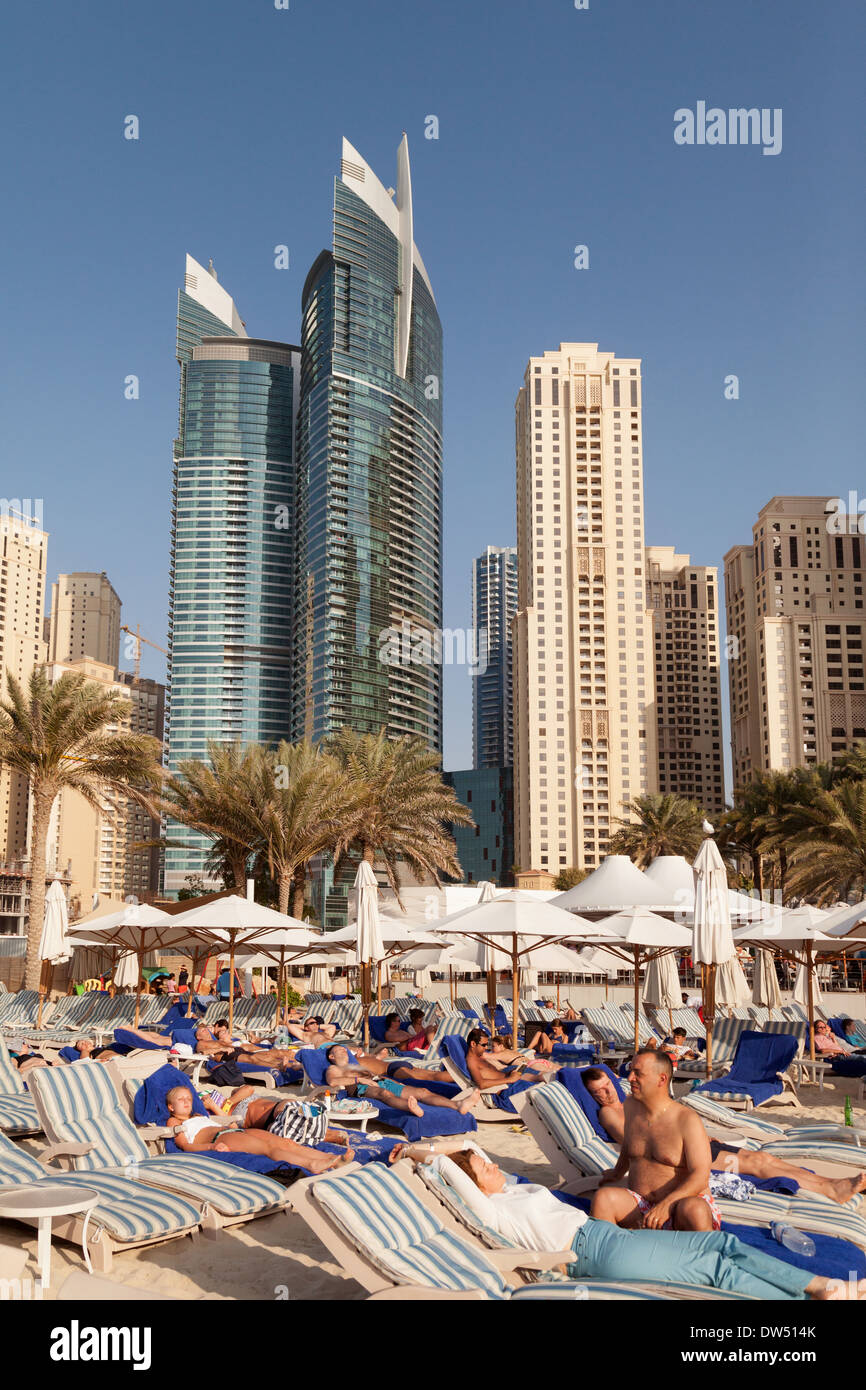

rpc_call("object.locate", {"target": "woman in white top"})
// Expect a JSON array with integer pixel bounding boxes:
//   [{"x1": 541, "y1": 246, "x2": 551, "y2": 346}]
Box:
[
  {"x1": 164, "y1": 1085, "x2": 355, "y2": 1174},
  {"x1": 388, "y1": 1141, "x2": 866, "y2": 1301}
]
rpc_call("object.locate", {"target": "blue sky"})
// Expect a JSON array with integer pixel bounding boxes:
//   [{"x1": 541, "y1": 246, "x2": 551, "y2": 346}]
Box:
[{"x1": 3, "y1": 0, "x2": 863, "y2": 780}]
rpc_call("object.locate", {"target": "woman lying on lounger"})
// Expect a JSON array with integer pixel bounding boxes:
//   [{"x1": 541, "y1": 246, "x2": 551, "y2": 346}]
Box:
[
  {"x1": 164, "y1": 1086, "x2": 354, "y2": 1175},
  {"x1": 387, "y1": 1139, "x2": 866, "y2": 1301},
  {"x1": 324, "y1": 1045, "x2": 479, "y2": 1117},
  {"x1": 483, "y1": 1035, "x2": 558, "y2": 1076}
]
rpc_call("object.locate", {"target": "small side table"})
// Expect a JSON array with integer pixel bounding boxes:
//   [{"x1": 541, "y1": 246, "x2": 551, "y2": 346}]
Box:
[
  {"x1": 325, "y1": 1103, "x2": 377, "y2": 1133},
  {"x1": 0, "y1": 1184, "x2": 100, "y2": 1288}
]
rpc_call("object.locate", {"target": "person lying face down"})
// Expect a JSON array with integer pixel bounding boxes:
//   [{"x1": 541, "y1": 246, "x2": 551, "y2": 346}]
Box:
[
  {"x1": 388, "y1": 1138, "x2": 866, "y2": 1302},
  {"x1": 323, "y1": 1045, "x2": 478, "y2": 1117},
  {"x1": 581, "y1": 1062, "x2": 866, "y2": 1217},
  {"x1": 164, "y1": 1084, "x2": 354, "y2": 1175}
]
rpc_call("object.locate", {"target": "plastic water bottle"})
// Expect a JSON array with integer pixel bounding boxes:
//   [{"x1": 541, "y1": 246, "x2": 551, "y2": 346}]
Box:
[
  {"x1": 608, "y1": 1035, "x2": 616, "y2": 1055},
  {"x1": 771, "y1": 1223, "x2": 816, "y2": 1258},
  {"x1": 844, "y1": 1095, "x2": 853, "y2": 1127}
]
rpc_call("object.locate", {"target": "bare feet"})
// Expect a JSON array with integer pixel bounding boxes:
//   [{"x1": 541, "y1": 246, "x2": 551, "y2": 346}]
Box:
[
  {"x1": 829, "y1": 1173, "x2": 866, "y2": 1204},
  {"x1": 407, "y1": 1095, "x2": 424, "y2": 1118},
  {"x1": 458, "y1": 1089, "x2": 480, "y2": 1115},
  {"x1": 809, "y1": 1276, "x2": 866, "y2": 1300}
]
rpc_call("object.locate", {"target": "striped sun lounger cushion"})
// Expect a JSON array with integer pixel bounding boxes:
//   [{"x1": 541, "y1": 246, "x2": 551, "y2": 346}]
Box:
[
  {"x1": 28, "y1": 1062, "x2": 289, "y2": 1215},
  {"x1": 314, "y1": 1163, "x2": 512, "y2": 1297},
  {"x1": 529, "y1": 1083, "x2": 618, "y2": 1176},
  {"x1": 0, "y1": 1094, "x2": 41, "y2": 1135},
  {"x1": 0, "y1": 1132, "x2": 200, "y2": 1243}
]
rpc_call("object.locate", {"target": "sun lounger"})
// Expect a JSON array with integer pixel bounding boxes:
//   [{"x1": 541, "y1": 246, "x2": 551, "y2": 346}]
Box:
[
  {"x1": 513, "y1": 1079, "x2": 866, "y2": 1251},
  {"x1": 438, "y1": 1032, "x2": 542, "y2": 1121},
  {"x1": 0, "y1": 1129, "x2": 202, "y2": 1272},
  {"x1": 0, "y1": 990, "x2": 41, "y2": 1032},
  {"x1": 673, "y1": 1018, "x2": 754, "y2": 1075},
  {"x1": 0, "y1": 1035, "x2": 41, "y2": 1135},
  {"x1": 694, "y1": 1031, "x2": 802, "y2": 1110},
  {"x1": 295, "y1": 1045, "x2": 477, "y2": 1140},
  {"x1": 25, "y1": 1060, "x2": 293, "y2": 1240},
  {"x1": 289, "y1": 1157, "x2": 742, "y2": 1300},
  {"x1": 681, "y1": 1089, "x2": 866, "y2": 1175}
]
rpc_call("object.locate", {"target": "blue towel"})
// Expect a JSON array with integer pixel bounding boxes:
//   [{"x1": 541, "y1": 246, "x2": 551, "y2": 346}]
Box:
[
  {"x1": 558, "y1": 1063, "x2": 626, "y2": 1140},
  {"x1": 158, "y1": 1001, "x2": 207, "y2": 1028},
  {"x1": 112, "y1": 1027, "x2": 171, "y2": 1055},
  {"x1": 695, "y1": 1031, "x2": 798, "y2": 1108},
  {"x1": 831, "y1": 1055, "x2": 866, "y2": 1077},
  {"x1": 367, "y1": 1016, "x2": 390, "y2": 1044},
  {"x1": 59, "y1": 1047, "x2": 82, "y2": 1063},
  {"x1": 298, "y1": 1044, "x2": 475, "y2": 1140},
  {"x1": 133, "y1": 1063, "x2": 207, "y2": 1125},
  {"x1": 551, "y1": 1044, "x2": 595, "y2": 1064}
]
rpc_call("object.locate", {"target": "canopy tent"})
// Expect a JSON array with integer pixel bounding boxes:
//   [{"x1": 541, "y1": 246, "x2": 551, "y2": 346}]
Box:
[
  {"x1": 644, "y1": 853, "x2": 784, "y2": 924},
  {"x1": 551, "y1": 855, "x2": 677, "y2": 915}
]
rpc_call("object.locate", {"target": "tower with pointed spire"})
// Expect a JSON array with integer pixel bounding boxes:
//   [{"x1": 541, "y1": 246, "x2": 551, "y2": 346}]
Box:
[{"x1": 292, "y1": 136, "x2": 443, "y2": 750}]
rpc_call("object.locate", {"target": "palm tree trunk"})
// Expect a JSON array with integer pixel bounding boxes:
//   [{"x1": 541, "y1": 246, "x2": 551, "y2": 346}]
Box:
[
  {"x1": 277, "y1": 871, "x2": 291, "y2": 915},
  {"x1": 25, "y1": 787, "x2": 54, "y2": 991},
  {"x1": 362, "y1": 841, "x2": 375, "y2": 865},
  {"x1": 230, "y1": 852, "x2": 247, "y2": 892},
  {"x1": 779, "y1": 847, "x2": 787, "y2": 905},
  {"x1": 752, "y1": 851, "x2": 764, "y2": 898},
  {"x1": 292, "y1": 865, "x2": 305, "y2": 920}
]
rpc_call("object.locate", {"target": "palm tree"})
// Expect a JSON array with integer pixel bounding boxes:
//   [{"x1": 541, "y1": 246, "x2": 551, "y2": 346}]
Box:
[
  {"x1": 784, "y1": 780, "x2": 866, "y2": 903},
  {"x1": 161, "y1": 740, "x2": 263, "y2": 892},
  {"x1": 250, "y1": 740, "x2": 352, "y2": 916},
  {"x1": 328, "y1": 728, "x2": 474, "y2": 904},
  {"x1": 607, "y1": 793, "x2": 706, "y2": 869},
  {"x1": 831, "y1": 741, "x2": 866, "y2": 785},
  {"x1": 0, "y1": 669, "x2": 163, "y2": 990}
]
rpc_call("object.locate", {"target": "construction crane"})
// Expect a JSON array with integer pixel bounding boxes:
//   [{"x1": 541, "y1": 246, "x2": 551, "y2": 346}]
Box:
[{"x1": 120, "y1": 624, "x2": 168, "y2": 683}]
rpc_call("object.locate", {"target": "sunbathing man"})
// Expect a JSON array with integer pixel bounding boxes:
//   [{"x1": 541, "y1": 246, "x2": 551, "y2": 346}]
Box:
[
  {"x1": 589, "y1": 1052, "x2": 866, "y2": 1231},
  {"x1": 814, "y1": 1020, "x2": 853, "y2": 1057},
  {"x1": 583, "y1": 1065, "x2": 866, "y2": 1207},
  {"x1": 324, "y1": 1043, "x2": 455, "y2": 1089},
  {"x1": 165, "y1": 1086, "x2": 354, "y2": 1174},
  {"x1": 324, "y1": 1045, "x2": 479, "y2": 1117},
  {"x1": 209, "y1": 1019, "x2": 300, "y2": 1070},
  {"x1": 383, "y1": 1138, "x2": 866, "y2": 1300},
  {"x1": 464, "y1": 1029, "x2": 552, "y2": 1095},
  {"x1": 286, "y1": 1014, "x2": 337, "y2": 1045}
]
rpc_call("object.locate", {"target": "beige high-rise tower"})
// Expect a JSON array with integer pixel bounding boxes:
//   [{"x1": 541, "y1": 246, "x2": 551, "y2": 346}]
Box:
[
  {"x1": 646, "y1": 547, "x2": 725, "y2": 816},
  {"x1": 47, "y1": 572, "x2": 121, "y2": 668},
  {"x1": 0, "y1": 510, "x2": 48, "y2": 860},
  {"x1": 725, "y1": 496, "x2": 865, "y2": 786},
  {"x1": 513, "y1": 344, "x2": 658, "y2": 874}
]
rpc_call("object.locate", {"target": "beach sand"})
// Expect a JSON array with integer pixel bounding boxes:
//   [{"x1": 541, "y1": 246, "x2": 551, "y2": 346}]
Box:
[{"x1": 1, "y1": 1073, "x2": 864, "y2": 1301}]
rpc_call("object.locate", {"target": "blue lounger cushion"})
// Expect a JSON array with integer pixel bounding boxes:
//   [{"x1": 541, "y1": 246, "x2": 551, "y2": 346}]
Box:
[
  {"x1": 298, "y1": 1046, "x2": 476, "y2": 1141},
  {"x1": 557, "y1": 1062, "x2": 626, "y2": 1140},
  {"x1": 695, "y1": 1032, "x2": 799, "y2": 1107}
]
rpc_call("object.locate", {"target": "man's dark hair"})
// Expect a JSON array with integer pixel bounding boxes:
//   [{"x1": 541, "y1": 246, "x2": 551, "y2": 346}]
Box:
[
  {"x1": 409, "y1": 1009, "x2": 423, "y2": 1022},
  {"x1": 637, "y1": 1047, "x2": 673, "y2": 1081},
  {"x1": 467, "y1": 1028, "x2": 489, "y2": 1047},
  {"x1": 581, "y1": 1067, "x2": 608, "y2": 1085},
  {"x1": 672, "y1": 1027, "x2": 687, "y2": 1038},
  {"x1": 325, "y1": 1045, "x2": 343, "y2": 1062},
  {"x1": 215, "y1": 1018, "x2": 230, "y2": 1030},
  {"x1": 385, "y1": 1013, "x2": 399, "y2": 1027}
]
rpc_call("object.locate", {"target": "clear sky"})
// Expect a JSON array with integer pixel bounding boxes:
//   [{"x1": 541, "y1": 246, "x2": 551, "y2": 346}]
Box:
[{"x1": 3, "y1": 0, "x2": 863, "y2": 781}]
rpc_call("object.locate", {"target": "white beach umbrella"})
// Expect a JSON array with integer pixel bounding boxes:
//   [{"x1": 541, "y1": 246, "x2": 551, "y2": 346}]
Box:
[
  {"x1": 733, "y1": 905, "x2": 838, "y2": 1059},
  {"x1": 642, "y1": 949, "x2": 682, "y2": 1033},
  {"x1": 72, "y1": 901, "x2": 203, "y2": 1027},
  {"x1": 692, "y1": 834, "x2": 736, "y2": 1074},
  {"x1": 794, "y1": 960, "x2": 825, "y2": 1011},
  {"x1": 113, "y1": 950, "x2": 140, "y2": 990},
  {"x1": 715, "y1": 954, "x2": 752, "y2": 1010},
  {"x1": 354, "y1": 861, "x2": 384, "y2": 1046},
  {"x1": 752, "y1": 948, "x2": 782, "y2": 1010},
  {"x1": 36, "y1": 878, "x2": 71, "y2": 1026},
  {"x1": 594, "y1": 906, "x2": 692, "y2": 1051},
  {"x1": 308, "y1": 965, "x2": 332, "y2": 995},
  {"x1": 519, "y1": 967, "x2": 539, "y2": 1000}
]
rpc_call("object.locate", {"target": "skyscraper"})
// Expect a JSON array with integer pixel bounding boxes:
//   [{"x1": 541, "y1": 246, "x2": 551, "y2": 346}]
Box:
[
  {"x1": 646, "y1": 547, "x2": 725, "y2": 815},
  {"x1": 292, "y1": 136, "x2": 443, "y2": 750},
  {"x1": 513, "y1": 344, "x2": 658, "y2": 874},
  {"x1": 725, "y1": 496, "x2": 865, "y2": 787},
  {"x1": 47, "y1": 571, "x2": 121, "y2": 668},
  {"x1": 0, "y1": 509, "x2": 48, "y2": 862},
  {"x1": 165, "y1": 255, "x2": 300, "y2": 892},
  {"x1": 472, "y1": 545, "x2": 517, "y2": 768}
]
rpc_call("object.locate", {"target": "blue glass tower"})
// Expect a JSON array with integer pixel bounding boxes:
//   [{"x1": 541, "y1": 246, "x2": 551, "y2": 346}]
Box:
[
  {"x1": 165, "y1": 255, "x2": 300, "y2": 891},
  {"x1": 293, "y1": 137, "x2": 443, "y2": 749},
  {"x1": 472, "y1": 545, "x2": 518, "y2": 769}
]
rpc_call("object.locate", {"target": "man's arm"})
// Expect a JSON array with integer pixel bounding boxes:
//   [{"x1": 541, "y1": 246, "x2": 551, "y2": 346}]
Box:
[
  {"x1": 642, "y1": 1110, "x2": 712, "y2": 1229},
  {"x1": 598, "y1": 1103, "x2": 625, "y2": 1145}
]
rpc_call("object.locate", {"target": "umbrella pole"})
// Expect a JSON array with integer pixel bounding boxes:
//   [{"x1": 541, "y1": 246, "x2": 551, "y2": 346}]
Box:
[
  {"x1": 37, "y1": 959, "x2": 49, "y2": 1028},
  {"x1": 449, "y1": 966, "x2": 454, "y2": 1007},
  {"x1": 633, "y1": 947, "x2": 640, "y2": 1054},
  {"x1": 704, "y1": 964, "x2": 715, "y2": 1080},
  {"x1": 134, "y1": 953, "x2": 143, "y2": 1029},
  {"x1": 556, "y1": 973, "x2": 560, "y2": 1011},
  {"x1": 511, "y1": 936, "x2": 519, "y2": 1051},
  {"x1": 807, "y1": 944, "x2": 815, "y2": 1062},
  {"x1": 229, "y1": 938, "x2": 236, "y2": 1034},
  {"x1": 363, "y1": 962, "x2": 371, "y2": 1051}
]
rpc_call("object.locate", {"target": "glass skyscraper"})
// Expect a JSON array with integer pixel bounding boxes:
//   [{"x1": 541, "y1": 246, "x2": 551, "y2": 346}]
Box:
[
  {"x1": 472, "y1": 545, "x2": 518, "y2": 769},
  {"x1": 165, "y1": 255, "x2": 299, "y2": 891},
  {"x1": 292, "y1": 136, "x2": 443, "y2": 749}
]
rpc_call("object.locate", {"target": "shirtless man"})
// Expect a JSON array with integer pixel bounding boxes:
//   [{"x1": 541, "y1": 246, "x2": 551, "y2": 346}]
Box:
[
  {"x1": 286, "y1": 1015, "x2": 337, "y2": 1045},
  {"x1": 324, "y1": 1045, "x2": 479, "y2": 1116},
  {"x1": 590, "y1": 1049, "x2": 723, "y2": 1231},
  {"x1": 583, "y1": 1065, "x2": 866, "y2": 1208},
  {"x1": 210, "y1": 1019, "x2": 300, "y2": 1070},
  {"x1": 464, "y1": 1029, "x2": 552, "y2": 1094},
  {"x1": 324, "y1": 1043, "x2": 456, "y2": 1088},
  {"x1": 383, "y1": 1013, "x2": 414, "y2": 1046}
]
